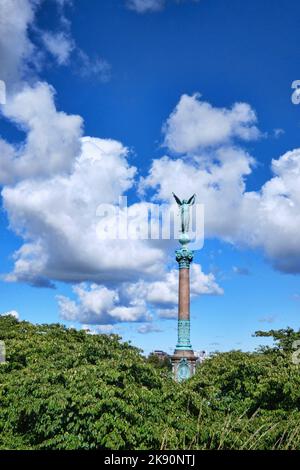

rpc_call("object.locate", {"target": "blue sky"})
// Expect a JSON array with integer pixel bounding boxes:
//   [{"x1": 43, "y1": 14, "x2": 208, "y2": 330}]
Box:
[{"x1": 0, "y1": 0, "x2": 300, "y2": 355}]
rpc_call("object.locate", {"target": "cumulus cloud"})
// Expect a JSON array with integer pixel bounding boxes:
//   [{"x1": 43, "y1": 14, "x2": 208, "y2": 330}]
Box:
[
  {"x1": 238, "y1": 148, "x2": 300, "y2": 273},
  {"x1": 0, "y1": 4, "x2": 224, "y2": 331},
  {"x1": 140, "y1": 145, "x2": 255, "y2": 241},
  {"x1": 0, "y1": 0, "x2": 41, "y2": 85},
  {"x1": 142, "y1": 148, "x2": 300, "y2": 273},
  {"x1": 126, "y1": 0, "x2": 165, "y2": 14},
  {"x1": 139, "y1": 263, "x2": 223, "y2": 308},
  {"x1": 0, "y1": 82, "x2": 83, "y2": 183},
  {"x1": 163, "y1": 93, "x2": 261, "y2": 153},
  {"x1": 116, "y1": 263, "x2": 222, "y2": 321},
  {"x1": 141, "y1": 93, "x2": 300, "y2": 274},
  {"x1": 4, "y1": 77, "x2": 300, "y2": 336},
  {"x1": 56, "y1": 262, "x2": 222, "y2": 326},
  {"x1": 2, "y1": 134, "x2": 168, "y2": 285},
  {"x1": 57, "y1": 283, "x2": 150, "y2": 324}
]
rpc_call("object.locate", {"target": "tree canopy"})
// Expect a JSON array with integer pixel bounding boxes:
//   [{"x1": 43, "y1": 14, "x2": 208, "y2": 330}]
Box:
[{"x1": 1, "y1": 316, "x2": 300, "y2": 450}]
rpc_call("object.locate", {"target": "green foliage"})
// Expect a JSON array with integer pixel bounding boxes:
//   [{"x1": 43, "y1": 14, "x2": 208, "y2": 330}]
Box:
[
  {"x1": 186, "y1": 335, "x2": 300, "y2": 449},
  {"x1": 0, "y1": 316, "x2": 197, "y2": 450},
  {"x1": 146, "y1": 353, "x2": 172, "y2": 372},
  {"x1": 1, "y1": 318, "x2": 300, "y2": 450},
  {"x1": 254, "y1": 327, "x2": 300, "y2": 352}
]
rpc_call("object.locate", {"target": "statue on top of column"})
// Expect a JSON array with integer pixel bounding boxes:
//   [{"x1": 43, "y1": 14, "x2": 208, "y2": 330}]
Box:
[{"x1": 172, "y1": 193, "x2": 196, "y2": 234}]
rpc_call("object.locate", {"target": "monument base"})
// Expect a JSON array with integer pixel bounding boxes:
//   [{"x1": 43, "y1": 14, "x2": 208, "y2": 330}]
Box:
[{"x1": 171, "y1": 349, "x2": 197, "y2": 382}]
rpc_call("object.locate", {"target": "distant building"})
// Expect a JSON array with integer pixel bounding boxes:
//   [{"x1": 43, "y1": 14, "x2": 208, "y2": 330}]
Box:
[
  {"x1": 152, "y1": 350, "x2": 170, "y2": 360},
  {"x1": 195, "y1": 350, "x2": 207, "y2": 364}
]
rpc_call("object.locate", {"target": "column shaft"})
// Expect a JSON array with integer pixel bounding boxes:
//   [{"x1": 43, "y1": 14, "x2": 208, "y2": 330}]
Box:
[{"x1": 178, "y1": 268, "x2": 190, "y2": 321}]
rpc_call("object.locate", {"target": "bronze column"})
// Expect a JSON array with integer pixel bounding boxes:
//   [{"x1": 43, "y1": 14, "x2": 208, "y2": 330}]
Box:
[{"x1": 172, "y1": 247, "x2": 197, "y2": 381}]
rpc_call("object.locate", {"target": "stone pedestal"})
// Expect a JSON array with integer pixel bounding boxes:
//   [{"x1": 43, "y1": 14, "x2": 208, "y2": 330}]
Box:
[
  {"x1": 171, "y1": 350, "x2": 197, "y2": 382},
  {"x1": 172, "y1": 245, "x2": 197, "y2": 382}
]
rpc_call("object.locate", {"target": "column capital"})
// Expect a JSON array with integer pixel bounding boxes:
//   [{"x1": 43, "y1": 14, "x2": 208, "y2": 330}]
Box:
[{"x1": 175, "y1": 247, "x2": 194, "y2": 269}]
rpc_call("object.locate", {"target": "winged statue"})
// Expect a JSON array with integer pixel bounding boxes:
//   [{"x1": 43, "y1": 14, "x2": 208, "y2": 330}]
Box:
[{"x1": 172, "y1": 193, "x2": 196, "y2": 234}]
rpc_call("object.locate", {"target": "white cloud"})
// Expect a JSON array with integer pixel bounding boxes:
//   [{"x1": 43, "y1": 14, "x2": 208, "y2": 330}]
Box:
[
  {"x1": 0, "y1": 82, "x2": 83, "y2": 183},
  {"x1": 2, "y1": 134, "x2": 167, "y2": 285},
  {"x1": 143, "y1": 270, "x2": 178, "y2": 306},
  {"x1": 157, "y1": 308, "x2": 177, "y2": 319},
  {"x1": 141, "y1": 93, "x2": 300, "y2": 274},
  {"x1": 190, "y1": 263, "x2": 224, "y2": 295},
  {"x1": 140, "y1": 145, "x2": 255, "y2": 241},
  {"x1": 58, "y1": 283, "x2": 150, "y2": 324},
  {"x1": 0, "y1": 0, "x2": 110, "y2": 88},
  {"x1": 120, "y1": 263, "x2": 223, "y2": 321},
  {"x1": 95, "y1": 325, "x2": 115, "y2": 334},
  {"x1": 56, "y1": 260, "x2": 222, "y2": 326},
  {"x1": 137, "y1": 324, "x2": 163, "y2": 334},
  {"x1": 126, "y1": 0, "x2": 165, "y2": 14},
  {"x1": 4, "y1": 81, "x2": 300, "y2": 335},
  {"x1": 1, "y1": 310, "x2": 19, "y2": 320},
  {"x1": 0, "y1": 0, "x2": 39, "y2": 84},
  {"x1": 0, "y1": 79, "x2": 6, "y2": 104},
  {"x1": 163, "y1": 93, "x2": 260, "y2": 153},
  {"x1": 238, "y1": 148, "x2": 300, "y2": 273},
  {"x1": 82, "y1": 324, "x2": 116, "y2": 334},
  {"x1": 141, "y1": 263, "x2": 223, "y2": 307},
  {"x1": 0, "y1": 7, "x2": 226, "y2": 331},
  {"x1": 76, "y1": 49, "x2": 111, "y2": 83},
  {"x1": 41, "y1": 30, "x2": 75, "y2": 65},
  {"x1": 38, "y1": 7, "x2": 111, "y2": 81}
]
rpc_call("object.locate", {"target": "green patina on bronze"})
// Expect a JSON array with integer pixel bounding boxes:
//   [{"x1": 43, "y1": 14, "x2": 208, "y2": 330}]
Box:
[
  {"x1": 176, "y1": 320, "x2": 192, "y2": 350},
  {"x1": 172, "y1": 193, "x2": 196, "y2": 234},
  {"x1": 175, "y1": 247, "x2": 194, "y2": 269},
  {"x1": 177, "y1": 358, "x2": 191, "y2": 382}
]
